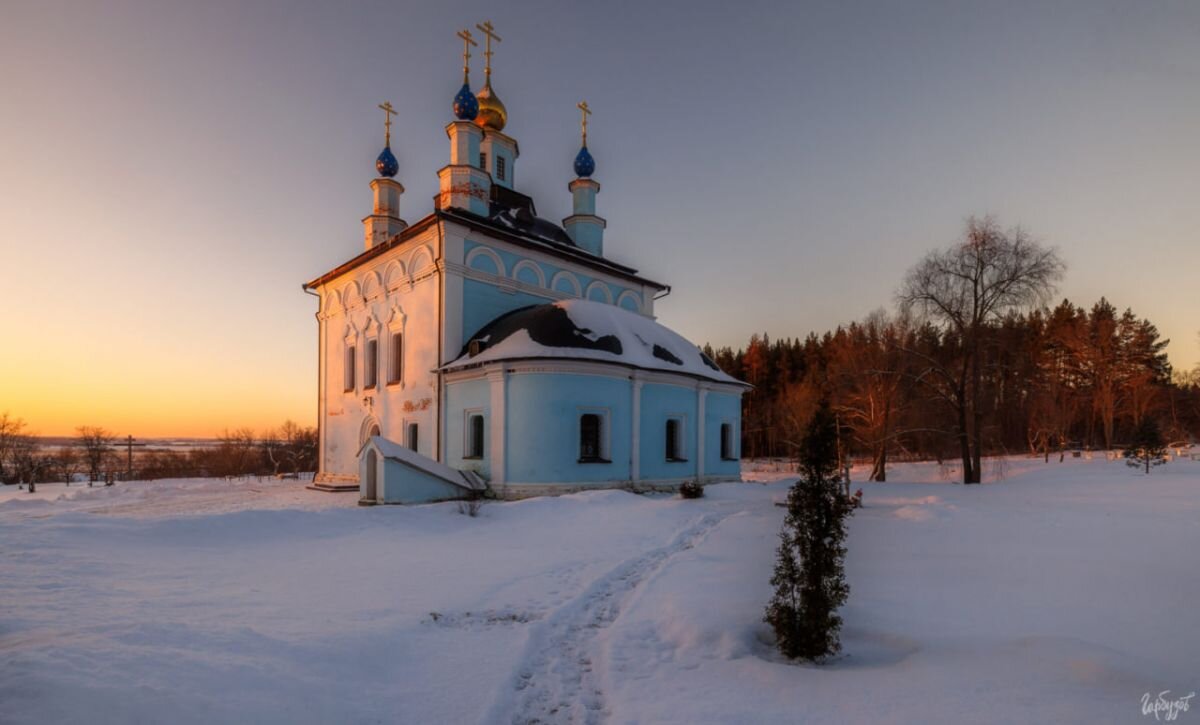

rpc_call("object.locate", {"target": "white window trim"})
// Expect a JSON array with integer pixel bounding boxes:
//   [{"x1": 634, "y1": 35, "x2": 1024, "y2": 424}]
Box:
[
  {"x1": 343, "y1": 335, "x2": 357, "y2": 394},
  {"x1": 463, "y1": 409, "x2": 485, "y2": 460},
  {"x1": 386, "y1": 306, "x2": 407, "y2": 389},
  {"x1": 364, "y1": 337, "x2": 379, "y2": 390},
  {"x1": 720, "y1": 420, "x2": 737, "y2": 460},
  {"x1": 665, "y1": 414, "x2": 688, "y2": 462},
  {"x1": 578, "y1": 406, "x2": 611, "y2": 463},
  {"x1": 406, "y1": 421, "x2": 420, "y2": 452},
  {"x1": 387, "y1": 330, "x2": 404, "y2": 387}
]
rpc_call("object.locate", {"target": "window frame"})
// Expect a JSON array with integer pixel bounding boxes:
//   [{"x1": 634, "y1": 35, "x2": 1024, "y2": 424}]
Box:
[
  {"x1": 496, "y1": 155, "x2": 506, "y2": 181},
  {"x1": 464, "y1": 410, "x2": 485, "y2": 460},
  {"x1": 720, "y1": 422, "x2": 737, "y2": 460},
  {"x1": 577, "y1": 408, "x2": 611, "y2": 464},
  {"x1": 479, "y1": 151, "x2": 487, "y2": 171},
  {"x1": 665, "y1": 415, "x2": 688, "y2": 462},
  {"x1": 343, "y1": 343, "x2": 356, "y2": 393},
  {"x1": 387, "y1": 330, "x2": 403, "y2": 386},
  {"x1": 364, "y1": 337, "x2": 379, "y2": 389},
  {"x1": 407, "y1": 422, "x2": 419, "y2": 452}
]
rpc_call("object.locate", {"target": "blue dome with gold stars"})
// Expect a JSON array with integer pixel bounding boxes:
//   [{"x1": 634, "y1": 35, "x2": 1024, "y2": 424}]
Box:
[
  {"x1": 376, "y1": 145, "x2": 398, "y2": 177},
  {"x1": 453, "y1": 82, "x2": 479, "y2": 121},
  {"x1": 573, "y1": 144, "x2": 595, "y2": 178}
]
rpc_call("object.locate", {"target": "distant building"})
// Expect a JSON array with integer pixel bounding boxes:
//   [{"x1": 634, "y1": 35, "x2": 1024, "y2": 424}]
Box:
[{"x1": 303, "y1": 28, "x2": 747, "y2": 503}]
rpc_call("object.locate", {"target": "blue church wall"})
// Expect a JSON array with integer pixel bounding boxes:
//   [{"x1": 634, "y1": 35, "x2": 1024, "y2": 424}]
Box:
[
  {"x1": 445, "y1": 377, "x2": 492, "y2": 479},
  {"x1": 462, "y1": 240, "x2": 636, "y2": 314},
  {"x1": 462, "y1": 279, "x2": 554, "y2": 347},
  {"x1": 639, "y1": 382, "x2": 700, "y2": 481},
  {"x1": 380, "y1": 458, "x2": 467, "y2": 504},
  {"x1": 705, "y1": 391, "x2": 742, "y2": 478},
  {"x1": 505, "y1": 373, "x2": 633, "y2": 484}
]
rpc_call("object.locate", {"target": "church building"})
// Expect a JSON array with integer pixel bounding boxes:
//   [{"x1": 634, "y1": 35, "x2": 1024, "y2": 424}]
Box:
[{"x1": 303, "y1": 24, "x2": 747, "y2": 503}]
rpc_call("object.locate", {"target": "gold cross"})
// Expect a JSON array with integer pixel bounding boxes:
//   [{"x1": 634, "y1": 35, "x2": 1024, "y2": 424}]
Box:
[
  {"x1": 578, "y1": 101, "x2": 592, "y2": 144},
  {"x1": 475, "y1": 20, "x2": 501, "y2": 78},
  {"x1": 457, "y1": 29, "x2": 478, "y2": 83},
  {"x1": 378, "y1": 101, "x2": 396, "y2": 146}
]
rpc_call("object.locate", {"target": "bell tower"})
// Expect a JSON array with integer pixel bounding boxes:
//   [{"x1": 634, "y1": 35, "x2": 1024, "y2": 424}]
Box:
[
  {"x1": 362, "y1": 101, "x2": 407, "y2": 250},
  {"x1": 563, "y1": 101, "x2": 606, "y2": 256}
]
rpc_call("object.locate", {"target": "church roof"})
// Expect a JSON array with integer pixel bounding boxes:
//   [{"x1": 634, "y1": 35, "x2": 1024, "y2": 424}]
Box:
[
  {"x1": 304, "y1": 189, "x2": 666, "y2": 292},
  {"x1": 443, "y1": 299, "x2": 746, "y2": 386}
]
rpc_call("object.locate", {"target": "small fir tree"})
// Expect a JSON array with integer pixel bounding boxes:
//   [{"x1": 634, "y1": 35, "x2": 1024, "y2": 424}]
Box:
[
  {"x1": 764, "y1": 400, "x2": 850, "y2": 662},
  {"x1": 1124, "y1": 417, "x2": 1168, "y2": 474}
]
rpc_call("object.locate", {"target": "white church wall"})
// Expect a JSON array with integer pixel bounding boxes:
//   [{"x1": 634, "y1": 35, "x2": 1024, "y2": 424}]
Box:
[{"x1": 315, "y1": 227, "x2": 443, "y2": 482}]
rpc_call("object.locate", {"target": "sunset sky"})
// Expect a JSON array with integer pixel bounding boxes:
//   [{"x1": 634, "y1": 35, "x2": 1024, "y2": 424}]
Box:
[{"x1": 1, "y1": 0, "x2": 1197, "y2": 437}]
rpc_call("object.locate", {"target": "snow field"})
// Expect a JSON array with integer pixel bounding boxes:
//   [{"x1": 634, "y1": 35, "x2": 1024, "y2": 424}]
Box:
[{"x1": 2, "y1": 457, "x2": 1197, "y2": 723}]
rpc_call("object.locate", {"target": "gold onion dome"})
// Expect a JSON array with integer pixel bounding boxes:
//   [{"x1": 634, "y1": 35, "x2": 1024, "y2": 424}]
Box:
[{"x1": 475, "y1": 78, "x2": 507, "y2": 131}]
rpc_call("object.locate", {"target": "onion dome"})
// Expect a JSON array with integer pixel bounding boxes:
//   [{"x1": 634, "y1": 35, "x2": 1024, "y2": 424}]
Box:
[
  {"x1": 453, "y1": 82, "x2": 479, "y2": 121},
  {"x1": 375, "y1": 145, "x2": 399, "y2": 177},
  {"x1": 474, "y1": 78, "x2": 507, "y2": 131},
  {"x1": 573, "y1": 144, "x2": 595, "y2": 178}
]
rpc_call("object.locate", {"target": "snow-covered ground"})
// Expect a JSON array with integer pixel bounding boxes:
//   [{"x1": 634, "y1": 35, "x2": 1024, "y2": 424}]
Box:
[{"x1": 2, "y1": 458, "x2": 1197, "y2": 724}]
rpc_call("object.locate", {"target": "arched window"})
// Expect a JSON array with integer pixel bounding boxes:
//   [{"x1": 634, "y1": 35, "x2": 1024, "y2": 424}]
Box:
[
  {"x1": 388, "y1": 331, "x2": 403, "y2": 385},
  {"x1": 465, "y1": 412, "x2": 485, "y2": 459},
  {"x1": 720, "y1": 423, "x2": 735, "y2": 460},
  {"x1": 580, "y1": 413, "x2": 602, "y2": 462},
  {"x1": 364, "y1": 338, "x2": 379, "y2": 389},
  {"x1": 666, "y1": 417, "x2": 686, "y2": 462},
  {"x1": 344, "y1": 345, "x2": 356, "y2": 392}
]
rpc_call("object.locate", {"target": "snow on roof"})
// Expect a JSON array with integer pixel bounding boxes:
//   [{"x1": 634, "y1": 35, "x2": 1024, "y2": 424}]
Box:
[
  {"x1": 443, "y1": 299, "x2": 746, "y2": 386},
  {"x1": 365, "y1": 437, "x2": 486, "y2": 491}
]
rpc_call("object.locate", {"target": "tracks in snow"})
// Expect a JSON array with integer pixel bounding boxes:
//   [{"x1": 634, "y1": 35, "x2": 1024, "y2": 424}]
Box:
[{"x1": 487, "y1": 511, "x2": 729, "y2": 725}]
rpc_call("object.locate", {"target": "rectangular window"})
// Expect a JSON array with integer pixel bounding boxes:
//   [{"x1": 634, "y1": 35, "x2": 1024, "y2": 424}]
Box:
[
  {"x1": 666, "y1": 417, "x2": 687, "y2": 462},
  {"x1": 364, "y1": 339, "x2": 378, "y2": 389},
  {"x1": 578, "y1": 410, "x2": 610, "y2": 463},
  {"x1": 465, "y1": 412, "x2": 484, "y2": 459},
  {"x1": 407, "y1": 422, "x2": 419, "y2": 452},
  {"x1": 496, "y1": 156, "x2": 506, "y2": 181},
  {"x1": 721, "y1": 423, "x2": 735, "y2": 460},
  {"x1": 387, "y1": 332, "x2": 403, "y2": 385},
  {"x1": 479, "y1": 152, "x2": 487, "y2": 171},
  {"x1": 344, "y1": 345, "x2": 356, "y2": 392}
]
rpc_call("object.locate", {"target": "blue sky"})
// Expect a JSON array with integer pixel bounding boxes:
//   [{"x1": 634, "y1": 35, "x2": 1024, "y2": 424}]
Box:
[{"x1": 2, "y1": 0, "x2": 1197, "y2": 434}]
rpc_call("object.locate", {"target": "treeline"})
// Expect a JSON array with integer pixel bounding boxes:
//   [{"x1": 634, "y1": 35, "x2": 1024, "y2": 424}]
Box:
[
  {"x1": 705, "y1": 217, "x2": 1199, "y2": 481},
  {"x1": 0, "y1": 417, "x2": 317, "y2": 485}
]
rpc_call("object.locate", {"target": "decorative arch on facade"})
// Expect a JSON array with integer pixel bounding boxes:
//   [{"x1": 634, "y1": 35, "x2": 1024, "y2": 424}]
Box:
[
  {"x1": 585, "y1": 281, "x2": 613, "y2": 305},
  {"x1": 386, "y1": 303, "x2": 407, "y2": 331},
  {"x1": 361, "y1": 271, "x2": 384, "y2": 301},
  {"x1": 322, "y1": 289, "x2": 343, "y2": 316},
  {"x1": 511, "y1": 259, "x2": 546, "y2": 288},
  {"x1": 341, "y1": 281, "x2": 364, "y2": 310},
  {"x1": 616, "y1": 290, "x2": 643, "y2": 313},
  {"x1": 465, "y1": 246, "x2": 505, "y2": 277},
  {"x1": 359, "y1": 415, "x2": 382, "y2": 447},
  {"x1": 383, "y1": 260, "x2": 407, "y2": 291},
  {"x1": 409, "y1": 245, "x2": 436, "y2": 276},
  {"x1": 550, "y1": 270, "x2": 582, "y2": 298}
]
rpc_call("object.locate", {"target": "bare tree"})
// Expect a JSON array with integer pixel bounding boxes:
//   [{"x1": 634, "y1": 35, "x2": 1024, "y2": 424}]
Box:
[
  {"x1": 898, "y1": 216, "x2": 1065, "y2": 483},
  {"x1": 52, "y1": 447, "x2": 81, "y2": 484},
  {"x1": 216, "y1": 428, "x2": 258, "y2": 477},
  {"x1": 10, "y1": 434, "x2": 45, "y2": 484},
  {"x1": 76, "y1": 426, "x2": 115, "y2": 483},
  {"x1": 0, "y1": 412, "x2": 27, "y2": 483}
]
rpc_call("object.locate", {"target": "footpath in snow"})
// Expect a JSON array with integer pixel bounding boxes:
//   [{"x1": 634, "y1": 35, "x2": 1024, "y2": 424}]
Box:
[{"x1": 1, "y1": 457, "x2": 1197, "y2": 724}]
